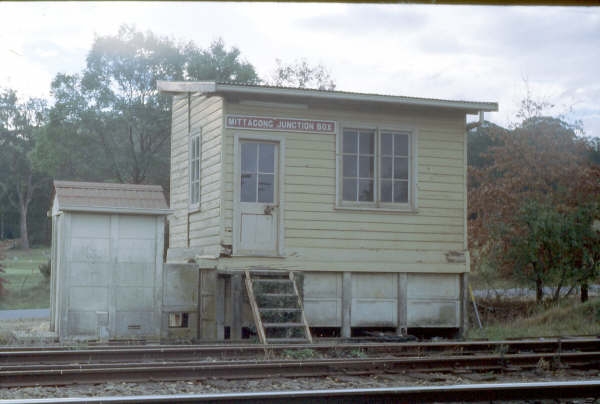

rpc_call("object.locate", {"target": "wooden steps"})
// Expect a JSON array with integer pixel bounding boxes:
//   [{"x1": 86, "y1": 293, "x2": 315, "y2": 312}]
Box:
[{"x1": 244, "y1": 270, "x2": 313, "y2": 344}]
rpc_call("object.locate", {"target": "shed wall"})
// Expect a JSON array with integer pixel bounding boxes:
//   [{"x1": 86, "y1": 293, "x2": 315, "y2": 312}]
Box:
[{"x1": 55, "y1": 212, "x2": 163, "y2": 339}]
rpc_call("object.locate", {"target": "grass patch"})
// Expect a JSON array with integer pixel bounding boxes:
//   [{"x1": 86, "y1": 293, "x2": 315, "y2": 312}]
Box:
[
  {"x1": 468, "y1": 297, "x2": 600, "y2": 340},
  {"x1": 0, "y1": 247, "x2": 50, "y2": 310},
  {"x1": 282, "y1": 348, "x2": 317, "y2": 360}
]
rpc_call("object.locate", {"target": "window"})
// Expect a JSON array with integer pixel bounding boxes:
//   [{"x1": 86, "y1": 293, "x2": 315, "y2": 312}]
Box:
[
  {"x1": 189, "y1": 129, "x2": 201, "y2": 208},
  {"x1": 338, "y1": 126, "x2": 416, "y2": 210},
  {"x1": 240, "y1": 142, "x2": 275, "y2": 203},
  {"x1": 168, "y1": 312, "x2": 189, "y2": 328}
]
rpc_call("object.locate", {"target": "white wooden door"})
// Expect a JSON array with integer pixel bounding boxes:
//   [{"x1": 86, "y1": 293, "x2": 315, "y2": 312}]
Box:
[{"x1": 236, "y1": 140, "x2": 280, "y2": 255}]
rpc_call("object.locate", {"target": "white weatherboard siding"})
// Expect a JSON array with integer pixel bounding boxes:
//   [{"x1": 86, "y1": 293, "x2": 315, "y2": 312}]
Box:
[
  {"x1": 169, "y1": 95, "x2": 223, "y2": 256},
  {"x1": 189, "y1": 95, "x2": 223, "y2": 256},
  {"x1": 169, "y1": 95, "x2": 189, "y2": 249},
  {"x1": 218, "y1": 102, "x2": 467, "y2": 274}
]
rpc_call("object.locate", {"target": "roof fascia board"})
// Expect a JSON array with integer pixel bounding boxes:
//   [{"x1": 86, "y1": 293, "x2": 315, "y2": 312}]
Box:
[
  {"x1": 215, "y1": 84, "x2": 498, "y2": 112},
  {"x1": 59, "y1": 206, "x2": 173, "y2": 216},
  {"x1": 157, "y1": 80, "x2": 216, "y2": 95},
  {"x1": 158, "y1": 80, "x2": 498, "y2": 112}
]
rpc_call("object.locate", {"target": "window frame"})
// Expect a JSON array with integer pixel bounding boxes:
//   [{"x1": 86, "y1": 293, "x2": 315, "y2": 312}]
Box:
[
  {"x1": 188, "y1": 128, "x2": 202, "y2": 211},
  {"x1": 336, "y1": 122, "x2": 418, "y2": 212}
]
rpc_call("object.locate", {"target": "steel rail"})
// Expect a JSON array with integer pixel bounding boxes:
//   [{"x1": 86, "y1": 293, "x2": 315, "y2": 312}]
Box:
[
  {"x1": 2, "y1": 351, "x2": 600, "y2": 387},
  {"x1": 1, "y1": 381, "x2": 600, "y2": 403},
  {"x1": 1, "y1": 337, "x2": 598, "y2": 365}
]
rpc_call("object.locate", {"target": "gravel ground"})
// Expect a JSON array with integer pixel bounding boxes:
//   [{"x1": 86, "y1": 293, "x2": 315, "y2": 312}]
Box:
[
  {"x1": 1, "y1": 369, "x2": 599, "y2": 400},
  {"x1": 0, "y1": 318, "x2": 55, "y2": 345},
  {"x1": 1, "y1": 319, "x2": 599, "y2": 401}
]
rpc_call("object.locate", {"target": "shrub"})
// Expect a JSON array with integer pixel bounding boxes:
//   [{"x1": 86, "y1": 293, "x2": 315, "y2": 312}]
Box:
[
  {"x1": 38, "y1": 259, "x2": 51, "y2": 280},
  {"x1": 0, "y1": 250, "x2": 6, "y2": 297}
]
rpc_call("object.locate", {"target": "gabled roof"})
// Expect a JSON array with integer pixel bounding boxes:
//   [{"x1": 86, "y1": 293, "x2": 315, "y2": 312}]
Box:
[
  {"x1": 157, "y1": 81, "x2": 498, "y2": 113},
  {"x1": 52, "y1": 181, "x2": 170, "y2": 215}
]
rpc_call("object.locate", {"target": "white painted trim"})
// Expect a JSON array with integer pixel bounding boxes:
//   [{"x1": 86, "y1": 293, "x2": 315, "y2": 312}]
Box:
[
  {"x1": 334, "y1": 206, "x2": 419, "y2": 214},
  {"x1": 157, "y1": 80, "x2": 216, "y2": 94},
  {"x1": 58, "y1": 206, "x2": 173, "y2": 215},
  {"x1": 158, "y1": 81, "x2": 498, "y2": 112},
  {"x1": 238, "y1": 100, "x2": 309, "y2": 110},
  {"x1": 232, "y1": 133, "x2": 286, "y2": 257},
  {"x1": 154, "y1": 216, "x2": 164, "y2": 337},
  {"x1": 219, "y1": 99, "x2": 227, "y2": 252},
  {"x1": 335, "y1": 122, "x2": 341, "y2": 208},
  {"x1": 463, "y1": 117, "x2": 469, "y2": 253},
  {"x1": 188, "y1": 127, "x2": 202, "y2": 211},
  {"x1": 335, "y1": 122, "x2": 418, "y2": 212},
  {"x1": 233, "y1": 136, "x2": 241, "y2": 256}
]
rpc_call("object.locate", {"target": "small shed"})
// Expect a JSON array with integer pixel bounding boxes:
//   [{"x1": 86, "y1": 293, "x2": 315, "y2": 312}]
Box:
[{"x1": 50, "y1": 181, "x2": 170, "y2": 340}]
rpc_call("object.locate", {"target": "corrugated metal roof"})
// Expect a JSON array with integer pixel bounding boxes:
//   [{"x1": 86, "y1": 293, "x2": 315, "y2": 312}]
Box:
[
  {"x1": 157, "y1": 80, "x2": 498, "y2": 112},
  {"x1": 53, "y1": 181, "x2": 169, "y2": 214},
  {"x1": 216, "y1": 81, "x2": 494, "y2": 107}
]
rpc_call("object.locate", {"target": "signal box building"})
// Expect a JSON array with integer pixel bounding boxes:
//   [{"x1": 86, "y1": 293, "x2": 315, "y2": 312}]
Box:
[{"x1": 158, "y1": 81, "x2": 498, "y2": 342}]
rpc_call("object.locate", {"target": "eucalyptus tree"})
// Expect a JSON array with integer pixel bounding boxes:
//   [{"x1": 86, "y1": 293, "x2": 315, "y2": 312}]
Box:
[
  {"x1": 0, "y1": 88, "x2": 49, "y2": 249},
  {"x1": 269, "y1": 58, "x2": 336, "y2": 90},
  {"x1": 35, "y1": 26, "x2": 261, "y2": 192}
]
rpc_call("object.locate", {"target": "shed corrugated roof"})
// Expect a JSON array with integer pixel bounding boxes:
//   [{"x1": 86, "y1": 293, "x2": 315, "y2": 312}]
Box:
[{"x1": 53, "y1": 181, "x2": 169, "y2": 214}]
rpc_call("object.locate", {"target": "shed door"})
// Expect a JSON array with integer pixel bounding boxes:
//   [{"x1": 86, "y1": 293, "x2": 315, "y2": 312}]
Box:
[
  {"x1": 236, "y1": 140, "x2": 280, "y2": 255},
  {"x1": 66, "y1": 213, "x2": 160, "y2": 338}
]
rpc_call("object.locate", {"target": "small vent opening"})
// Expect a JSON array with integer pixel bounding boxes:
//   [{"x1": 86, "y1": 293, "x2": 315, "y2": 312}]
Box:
[
  {"x1": 128, "y1": 324, "x2": 141, "y2": 330},
  {"x1": 169, "y1": 312, "x2": 189, "y2": 328}
]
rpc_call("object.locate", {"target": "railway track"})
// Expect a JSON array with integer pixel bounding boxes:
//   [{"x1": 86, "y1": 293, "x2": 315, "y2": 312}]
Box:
[
  {"x1": 1, "y1": 337, "x2": 598, "y2": 365},
  {"x1": 1, "y1": 350, "x2": 600, "y2": 387},
  {"x1": 1, "y1": 338, "x2": 599, "y2": 388},
  {"x1": 2, "y1": 381, "x2": 600, "y2": 403}
]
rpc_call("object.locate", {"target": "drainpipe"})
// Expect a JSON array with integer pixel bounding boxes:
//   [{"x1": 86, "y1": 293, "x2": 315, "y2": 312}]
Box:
[{"x1": 466, "y1": 111, "x2": 485, "y2": 131}]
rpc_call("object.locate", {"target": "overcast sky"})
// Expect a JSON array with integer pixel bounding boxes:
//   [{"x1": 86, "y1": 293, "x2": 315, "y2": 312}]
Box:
[{"x1": 1, "y1": 2, "x2": 598, "y2": 136}]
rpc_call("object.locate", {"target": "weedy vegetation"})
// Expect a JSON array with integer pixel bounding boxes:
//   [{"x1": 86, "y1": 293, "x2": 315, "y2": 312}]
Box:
[
  {"x1": 0, "y1": 247, "x2": 50, "y2": 310},
  {"x1": 468, "y1": 297, "x2": 600, "y2": 340}
]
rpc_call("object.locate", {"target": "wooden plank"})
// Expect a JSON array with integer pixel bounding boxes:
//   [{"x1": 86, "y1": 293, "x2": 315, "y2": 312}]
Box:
[
  {"x1": 231, "y1": 274, "x2": 242, "y2": 340},
  {"x1": 342, "y1": 272, "x2": 351, "y2": 338},
  {"x1": 290, "y1": 272, "x2": 313, "y2": 343},
  {"x1": 244, "y1": 271, "x2": 267, "y2": 344},
  {"x1": 397, "y1": 273, "x2": 408, "y2": 335}
]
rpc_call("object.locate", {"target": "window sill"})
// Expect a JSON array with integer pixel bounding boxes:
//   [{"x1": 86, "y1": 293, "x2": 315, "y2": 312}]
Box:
[
  {"x1": 188, "y1": 205, "x2": 201, "y2": 214},
  {"x1": 334, "y1": 205, "x2": 418, "y2": 214},
  {"x1": 231, "y1": 253, "x2": 286, "y2": 258}
]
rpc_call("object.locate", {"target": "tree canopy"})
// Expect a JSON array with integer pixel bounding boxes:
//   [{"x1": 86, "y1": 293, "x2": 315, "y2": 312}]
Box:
[
  {"x1": 3, "y1": 25, "x2": 339, "y2": 247},
  {"x1": 268, "y1": 58, "x2": 336, "y2": 90},
  {"x1": 0, "y1": 88, "x2": 50, "y2": 248},
  {"x1": 468, "y1": 99, "x2": 600, "y2": 301}
]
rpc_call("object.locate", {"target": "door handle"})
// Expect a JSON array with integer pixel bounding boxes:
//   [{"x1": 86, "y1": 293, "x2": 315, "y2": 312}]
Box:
[{"x1": 264, "y1": 205, "x2": 279, "y2": 215}]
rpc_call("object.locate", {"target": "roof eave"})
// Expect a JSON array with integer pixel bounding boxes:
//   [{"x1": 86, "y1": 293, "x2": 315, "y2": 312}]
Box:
[
  {"x1": 217, "y1": 84, "x2": 498, "y2": 113},
  {"x1": 157, "y1": 80, "x2": 216, "y2": 95},
  {"x1": 157, "y1": 81, "x2": 498, "y2": 113},
  {"x1": 58, "y1": 205, "x2": 173, "y2": 216}
]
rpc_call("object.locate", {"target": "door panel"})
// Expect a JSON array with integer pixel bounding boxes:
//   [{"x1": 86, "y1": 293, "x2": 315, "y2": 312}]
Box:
[
  {"x1": 237, "y1": 140, "x2": 280, "y2": 255},
  {"x1": 241, "y1": 213, "x2": 276, "y2": 251}
]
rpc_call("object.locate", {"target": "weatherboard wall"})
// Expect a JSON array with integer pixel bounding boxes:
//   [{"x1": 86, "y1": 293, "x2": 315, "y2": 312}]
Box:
[
  {"x1": 217, "y1": 101, "x2": 468, "y2": 274},
  {"x1": 168, "y1": 94, "x2": 224, "y2": 257}
]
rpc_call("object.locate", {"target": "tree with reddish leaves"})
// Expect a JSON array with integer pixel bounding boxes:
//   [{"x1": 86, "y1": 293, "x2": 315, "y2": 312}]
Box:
[{"x1": 468, "y1": 106, "x2": 600, "y2": 303}]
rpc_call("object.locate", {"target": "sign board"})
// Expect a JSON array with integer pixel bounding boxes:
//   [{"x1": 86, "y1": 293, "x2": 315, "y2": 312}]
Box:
[{"x1": 226, "y1": 115, "x2": 336, "y2": 134}]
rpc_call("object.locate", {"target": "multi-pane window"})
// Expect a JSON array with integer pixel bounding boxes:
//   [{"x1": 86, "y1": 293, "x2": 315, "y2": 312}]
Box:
[
  {"x1": 342, "y1": 129, "x2": 375, "y2": 202},
  {"x1": 189, "y1": 130, "x2": 201, "y2": 207},
  {"x1": 241, "y1": 142, "x2": 275, "y2": 203},
  {"x1": 340, "y1": 127, "x2": 414, "y2": 208},
  {"x1": 380, "y1": 132, "x2": 410, "y2": 203}
]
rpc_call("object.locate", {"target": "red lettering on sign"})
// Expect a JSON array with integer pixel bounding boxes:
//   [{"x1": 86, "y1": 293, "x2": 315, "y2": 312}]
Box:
[{"x1": 226, "y1": 115, "x2": 336, "y2": 134}]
